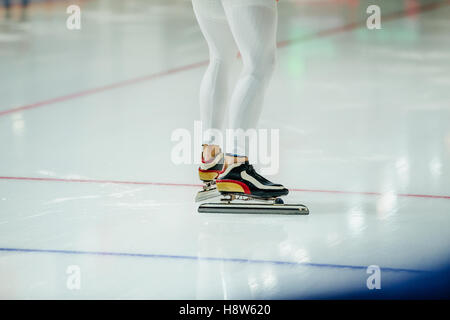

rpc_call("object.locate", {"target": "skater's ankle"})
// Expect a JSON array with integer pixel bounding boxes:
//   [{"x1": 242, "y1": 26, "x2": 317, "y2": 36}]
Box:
[{"x1": 202, "y1": 144, "x2": 222, "y2": 162}]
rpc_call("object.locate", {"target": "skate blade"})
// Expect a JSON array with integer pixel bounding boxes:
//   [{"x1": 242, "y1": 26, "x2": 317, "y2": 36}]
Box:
[
  {"x1": 198, "y1": 203, "x2": 309, "y2": 215},
  {"x1": 195, "y1": 188, "x2": 221, "y2": 202}
]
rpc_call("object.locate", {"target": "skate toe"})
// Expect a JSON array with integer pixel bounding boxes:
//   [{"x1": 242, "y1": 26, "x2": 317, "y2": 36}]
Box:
[{"x1": 274, "y1": 187, "x2": 289, "y2": 197}]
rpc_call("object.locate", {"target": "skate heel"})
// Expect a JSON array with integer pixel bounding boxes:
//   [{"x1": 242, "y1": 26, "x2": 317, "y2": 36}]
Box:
[
  {"x1": 198, "y1": 169, "x2": 221, "y2": 182},
  {"x1": 198, "y1": 152, "x2": 224, "y2": 181},
  {"x1": 216, "y1": 179, "x2": 250, "y2": 194}
]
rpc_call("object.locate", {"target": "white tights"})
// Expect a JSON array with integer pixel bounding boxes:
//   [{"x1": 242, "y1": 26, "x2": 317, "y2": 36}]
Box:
[{"x1": 192, "y1": 0, "x2": 278, "y2": 155}]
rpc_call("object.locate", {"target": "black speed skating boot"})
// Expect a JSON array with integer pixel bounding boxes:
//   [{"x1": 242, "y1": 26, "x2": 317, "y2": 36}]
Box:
[{"x1": 216, "y1": 161, "x2": 289, "y2": 200}]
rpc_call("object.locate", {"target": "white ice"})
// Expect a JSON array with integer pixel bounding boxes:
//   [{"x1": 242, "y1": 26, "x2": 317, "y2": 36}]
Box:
[{"x1": 0, "y1": 0, "x2": 449, "y2": 299}]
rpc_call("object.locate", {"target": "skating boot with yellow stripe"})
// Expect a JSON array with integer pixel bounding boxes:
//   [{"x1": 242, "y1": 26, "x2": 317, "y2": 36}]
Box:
[
  {"x1": 216, "y1": 160, "x2": 289, "y2": 200},
  {"x1": 198, "y1": 159, "x2": 309, "y2": 215}
]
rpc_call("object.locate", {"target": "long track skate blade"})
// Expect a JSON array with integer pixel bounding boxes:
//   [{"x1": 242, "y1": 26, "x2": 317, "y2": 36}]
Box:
[
  {"x1": 198, "y1": 203, "x2": 309, "y2": 215},
  {"x1": 195, "y1": 189, "x2": 221, "y2": 202}
]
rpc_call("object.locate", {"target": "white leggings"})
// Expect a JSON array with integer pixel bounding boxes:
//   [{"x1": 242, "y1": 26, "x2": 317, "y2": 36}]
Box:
[{"x1": 192, "y1": 0, "x2": 278, "y2": 155}]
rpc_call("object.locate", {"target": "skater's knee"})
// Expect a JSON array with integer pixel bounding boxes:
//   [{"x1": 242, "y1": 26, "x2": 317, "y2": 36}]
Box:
[
  {"x1": 209, "y1": 47, "x2": 236, "y2": 67},
  {"x1": 209, "y1": 55, "x2": 227, "y2": 69},
  {"x1": 242, "y1": 52, "x2": 276, "y2": 80}
]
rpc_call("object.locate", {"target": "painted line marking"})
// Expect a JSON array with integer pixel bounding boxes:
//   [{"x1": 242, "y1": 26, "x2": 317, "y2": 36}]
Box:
[
  {"x1": 0, "y1": 61, "x2": 208, "y2": 117},
  {"x1": 0, "y1": 176, "x2": 449, "y2": 200},
  {"x1": 0, "y1": 247, "x2": 429, "y2": 274}
]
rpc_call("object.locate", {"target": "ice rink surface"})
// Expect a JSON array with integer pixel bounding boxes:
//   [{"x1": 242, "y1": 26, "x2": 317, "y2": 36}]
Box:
[{"x1": 0, "y1": 0, "x2": 449, "y2": 299}]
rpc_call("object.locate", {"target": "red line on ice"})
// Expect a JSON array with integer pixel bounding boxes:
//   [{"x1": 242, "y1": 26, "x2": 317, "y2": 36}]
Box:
[
  {"x1": 0, "y1": 176, "x2": 200, "y2": 188},
  {"x1": 0, "y1": 0, "x2": 448, "y2": 117},
  {"x1": 0, "y1": 61, "x2": 208, "y2": 117},
  {"x1": 289, "y1": 188, "x2": 450, "y2": 200},
  {"x1": 0, "y1": 176, "x2": 449, "y2": 200}
]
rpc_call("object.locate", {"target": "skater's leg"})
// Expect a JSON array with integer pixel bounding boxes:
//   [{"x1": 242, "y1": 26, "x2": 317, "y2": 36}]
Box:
[
  {"x1": 192, "y1": 0, "x2": 238, "y2": 148},
  {"x1": 222, "y1": 0, "x2": 278, "y2": 157},
  {"x1": 202, "y1": 144, "x2": 221, "y2": 162}
]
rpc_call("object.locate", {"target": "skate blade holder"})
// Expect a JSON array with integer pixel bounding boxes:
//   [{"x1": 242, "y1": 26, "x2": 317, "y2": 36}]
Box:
[
  {"x1": 195, "y1": 188, "x2": 220, "y2": 202},
  {"x1": 195, "y1": 181, "x2": 220, "y2": 202},
  {"x1": 198, "y1": 202, "x2": 309, "y2": 215}
]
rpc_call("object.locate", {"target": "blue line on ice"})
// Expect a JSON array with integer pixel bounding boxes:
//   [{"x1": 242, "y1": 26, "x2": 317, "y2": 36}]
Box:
[{"x1": 0, "y1": 247, "x2": 428, "y2": 274}]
